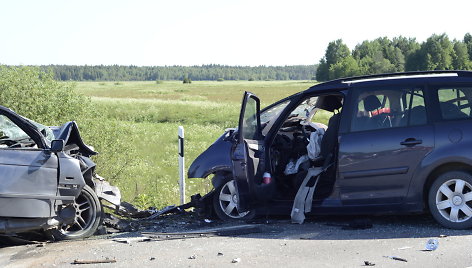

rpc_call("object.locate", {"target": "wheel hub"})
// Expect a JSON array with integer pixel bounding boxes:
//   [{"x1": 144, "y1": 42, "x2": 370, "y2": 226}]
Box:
[
  {"x1": 232, "y1": 195, "x2": 238, "y2": 204},
  {"x1": 453, "y1": 195, "x2": 463, "y2": 206}
]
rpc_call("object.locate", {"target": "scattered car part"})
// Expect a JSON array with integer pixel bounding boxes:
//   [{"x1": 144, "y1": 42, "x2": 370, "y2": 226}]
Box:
[
  {"x1": 383, "y1": 256, "x2": 408, "y2": 262},
  {"x1": 141, "y1": 224, "x2": 262, "y2": 241},
  {"x1": 72, "y1": 258, "x2": 116, "y2": 265},
  {"x1": 425, "y1": 238, "x2": 439, "y2": 251}
]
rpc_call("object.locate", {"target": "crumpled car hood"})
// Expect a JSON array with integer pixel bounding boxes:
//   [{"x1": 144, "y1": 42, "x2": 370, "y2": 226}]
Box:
[{"x1": 50, "y1": 121, "x2": 98, "y2": 157}]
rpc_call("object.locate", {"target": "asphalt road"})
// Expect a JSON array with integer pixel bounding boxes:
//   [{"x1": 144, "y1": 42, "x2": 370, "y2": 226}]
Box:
[{"x1": 2, "y1": 214, "x2": 472, "y2": 268}]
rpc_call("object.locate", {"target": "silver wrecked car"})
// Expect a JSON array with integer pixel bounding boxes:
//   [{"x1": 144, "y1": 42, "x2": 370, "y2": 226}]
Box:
[{"x1": 0, "y1": 105, "x2": 120, "y2": 240}]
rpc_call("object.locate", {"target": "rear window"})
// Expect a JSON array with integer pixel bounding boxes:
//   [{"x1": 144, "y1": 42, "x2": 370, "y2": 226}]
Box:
[{"x1": 437, "y1": 87, "x2": 472, "y2": 120}]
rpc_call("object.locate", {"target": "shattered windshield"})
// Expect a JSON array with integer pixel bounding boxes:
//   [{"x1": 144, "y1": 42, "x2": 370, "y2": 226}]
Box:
[
  {"x1": 25, "y1": 117, "x2": 55, "y2": 141},
  {"x1": 0, "y1": 115, "x2": 34, "y2": 147}
]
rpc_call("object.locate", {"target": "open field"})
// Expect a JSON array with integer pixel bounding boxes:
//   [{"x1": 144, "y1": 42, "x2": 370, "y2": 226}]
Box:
[{"x1": 74, "y1": 80, "x2": 316, "y2": 208}]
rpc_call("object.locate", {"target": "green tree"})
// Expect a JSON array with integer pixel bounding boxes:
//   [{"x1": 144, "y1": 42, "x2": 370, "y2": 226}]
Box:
[
  {"x1": 325, "y1": 39, "x2": 350, "y2": 66},
  {"x1": 464, "y1": 33, "x2": 472, "y2": 61},
  {"x1": 182, "y1": 74, "x2": 191, "y2": 84},
  {"x1": 316, "y1": 39, "x2": 350, "y2": 81},
  {"x1": 328, "y1": 56, "x2": 359, "y2": 79},
  {"x1": 452, "y1": 41, "x2": 470, "y2": 69},
  {"x1": 421, "y1": 34, "x2": 454, "y2": 70},
  {"x1": 315, "y1": 58, "x2": 329, "y2": 81}
]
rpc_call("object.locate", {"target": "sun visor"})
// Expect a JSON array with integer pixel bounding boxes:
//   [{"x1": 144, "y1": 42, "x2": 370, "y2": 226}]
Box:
[{"x1": 315, "y1": 95, "x2": 343, "y2": 112}]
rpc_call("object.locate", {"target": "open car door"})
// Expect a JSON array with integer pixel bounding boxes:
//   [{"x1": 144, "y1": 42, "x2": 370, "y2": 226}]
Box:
[{"x1": 232, "y1": 92, "x2": 264, "y2": 211}]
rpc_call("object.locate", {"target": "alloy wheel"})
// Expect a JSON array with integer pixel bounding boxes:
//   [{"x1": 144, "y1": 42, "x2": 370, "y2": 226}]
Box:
[
  {"x1": 435, "y1": 178, "x2": 472, "y2": 223},
  {"x1": 218, "y1": 180, "x2": 250, "y2": 219}
]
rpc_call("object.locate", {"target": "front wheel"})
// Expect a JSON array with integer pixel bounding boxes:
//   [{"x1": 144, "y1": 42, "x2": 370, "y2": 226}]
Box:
[
  {"x1": 52, "y1": 185, "x2": 103, "y2": 240},
  {"x1": 213, "y1": 179, "x2": 255, "y2": 220},
  {"x1": 428, "y1": 171, "x2": 472, "y2": 229}
]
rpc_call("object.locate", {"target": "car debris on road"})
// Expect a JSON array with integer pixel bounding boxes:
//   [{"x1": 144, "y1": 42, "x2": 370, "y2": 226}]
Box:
[
  {"x1": 72, "y1": 258, "x2": 116, "y2": 265},
  {"x1": 383, "y1": 256, "x2": 408, "y2": 262}
]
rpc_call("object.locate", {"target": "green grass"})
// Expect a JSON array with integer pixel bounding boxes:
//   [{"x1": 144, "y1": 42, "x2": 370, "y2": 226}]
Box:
[{"x1": 75, "y1": 80, "x2": 316, "y2": 208}]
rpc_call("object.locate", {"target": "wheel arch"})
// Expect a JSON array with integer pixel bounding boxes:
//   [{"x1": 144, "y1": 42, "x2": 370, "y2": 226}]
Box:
[
  {"x1": 423, "y1": 162, "x2": 472, "y2": 210},
  {"x1": 211, "y1": 169, "x2": 233, "y2": 190}
]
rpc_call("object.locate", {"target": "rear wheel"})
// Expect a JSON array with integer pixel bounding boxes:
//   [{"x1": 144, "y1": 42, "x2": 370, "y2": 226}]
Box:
[
  {"x1": 428, "y1": 171, "x2": 472, "y2": 229},
  {"x1": 52, "y1": 185, "x2": 103, "y2": 240},
  {"x1": 213, "y1": 179, "x2": 255, "y2": 220}
]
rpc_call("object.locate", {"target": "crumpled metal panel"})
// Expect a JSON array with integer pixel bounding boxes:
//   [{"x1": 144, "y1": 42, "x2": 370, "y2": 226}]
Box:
[
  {"x1": 94, "y1": 175, "x2": 121, "y2": 207},
  {"x1": 56, "y1": 152, "x2": 86, "y2": 204},
  {"x1": 51, "y1": 121, "x2": 97, "y2": 157}
]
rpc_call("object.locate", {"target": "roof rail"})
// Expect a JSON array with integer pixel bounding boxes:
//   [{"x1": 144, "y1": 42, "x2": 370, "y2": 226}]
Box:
[{"x1": 320, "y1": 70, "x2": 472, "y2": 86}]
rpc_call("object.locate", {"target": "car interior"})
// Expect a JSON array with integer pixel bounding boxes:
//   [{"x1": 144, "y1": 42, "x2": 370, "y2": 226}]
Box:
[{"x1": 267, "y1": 94, "x2": 343, "y2": 200}]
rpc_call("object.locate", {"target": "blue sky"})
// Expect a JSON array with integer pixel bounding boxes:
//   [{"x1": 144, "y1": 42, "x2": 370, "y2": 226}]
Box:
[{"x1": 1, "y1": 0, "x2": 471, "y2": 66}]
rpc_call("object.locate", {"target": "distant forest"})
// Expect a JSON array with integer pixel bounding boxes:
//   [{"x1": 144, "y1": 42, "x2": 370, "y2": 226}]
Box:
[
  {"x1": 34, "y1": 65, "x2": 317, "y2": 81},
  {"x1": 316, "y1": 33, "x2": 472, "y2": 81}
]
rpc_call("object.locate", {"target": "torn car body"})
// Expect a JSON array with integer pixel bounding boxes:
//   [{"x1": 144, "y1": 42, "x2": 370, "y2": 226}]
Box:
[
  {"x1": 190, "y1": 71, "x2": 472, "y2": 229},
  {"x1": 0, "y1": 105, "x2": 120, "y2": 239}
]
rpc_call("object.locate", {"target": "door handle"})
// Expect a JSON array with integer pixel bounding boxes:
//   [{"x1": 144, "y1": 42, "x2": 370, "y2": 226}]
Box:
[{"x1": 400, "y1": 138, "x2": 422, "y2": 146}]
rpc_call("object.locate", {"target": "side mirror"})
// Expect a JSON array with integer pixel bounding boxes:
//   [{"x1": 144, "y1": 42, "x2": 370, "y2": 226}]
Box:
[
  {"x1": 50, "y1": 139, "x2": 65, "y2": 153},
  {"x1": 223, "y1": 128, "x2": 236, "y2": 141}
]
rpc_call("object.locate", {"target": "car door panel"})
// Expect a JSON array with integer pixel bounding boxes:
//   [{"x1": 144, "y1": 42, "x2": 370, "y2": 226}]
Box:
[
  {"x1": 0, "y1": 110, "x2": 59, "y2": 218},
  {"x1": 0, "y1": 149, "x2": 59, "y2": 217},
  {"x1": 338, "y1": 122, "x2": 434, "y2": 205},
  {"x1": 232, "y1": 92, "x2": 263, "y2": 211}
]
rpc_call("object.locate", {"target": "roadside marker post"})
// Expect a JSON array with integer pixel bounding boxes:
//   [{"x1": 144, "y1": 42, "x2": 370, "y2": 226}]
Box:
[{"x1": 178, "y1": 126, "x2": 185, "y2": 205}]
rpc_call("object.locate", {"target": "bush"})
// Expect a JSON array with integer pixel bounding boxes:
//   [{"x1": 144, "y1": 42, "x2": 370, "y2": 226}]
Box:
[
  {"x1": 216, "y1": 78, "x2": 224, "y2": 82},
  {"x1": 0, "y1": 66, "x2": 90, "y2": 125},
  {"x1": 155, "y1": 80, "x2": 164, "y2": 84},
  {"x1": 183, "y1": 77, "x2": 192, "y2": 84}
]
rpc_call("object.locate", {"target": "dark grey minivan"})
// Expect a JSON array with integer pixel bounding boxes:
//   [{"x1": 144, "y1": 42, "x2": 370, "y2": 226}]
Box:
[{"x1": 189, "y1": 71, "x2": 472, "y2": 229}]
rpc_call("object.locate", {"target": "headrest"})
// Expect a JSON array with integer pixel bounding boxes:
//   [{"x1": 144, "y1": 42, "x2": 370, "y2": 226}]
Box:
[
  {"x1": 316, "y1": 95, "x2": 343, "y2": 112},
  {"x1": 363, "y1": 95, "x2": 381, "y2": 111}
]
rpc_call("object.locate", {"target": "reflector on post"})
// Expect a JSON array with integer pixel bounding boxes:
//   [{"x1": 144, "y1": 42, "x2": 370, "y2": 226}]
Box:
[{"x1": 178, "y1": 126, "x2": 185, "y2": 205}]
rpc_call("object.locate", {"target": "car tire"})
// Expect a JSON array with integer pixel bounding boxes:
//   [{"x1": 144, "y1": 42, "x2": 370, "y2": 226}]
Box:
[
  {"x1": 52, "y1": 185, "x2": 103, "y2": 240},
  {"x1": 428, "y1": 171, "x2": 472, "y2": 229},
  {"x1": 213, "y1": 178, "x2": 256, "y2": 220}
]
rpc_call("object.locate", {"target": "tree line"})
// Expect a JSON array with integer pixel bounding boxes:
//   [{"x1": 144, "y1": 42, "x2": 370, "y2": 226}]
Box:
[
  {"x1": 316, "y1": 33, "x2": 472, "y2": 81},
  {"x1": 31, "y1": 64, "x2": 317, "y2": 81}
]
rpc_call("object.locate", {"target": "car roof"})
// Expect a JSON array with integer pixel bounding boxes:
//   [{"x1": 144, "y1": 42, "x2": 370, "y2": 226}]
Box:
[{"x1": 306, "y1": 70, "x2": 472, "y2": 93}]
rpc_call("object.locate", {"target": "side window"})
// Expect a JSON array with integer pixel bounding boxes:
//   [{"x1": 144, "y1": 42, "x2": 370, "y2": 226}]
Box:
[
  {"x1": 437, "y1": 87, "x2": 472, "y2": 120},
  {"x1": 0, "y1": 115, "x2": 37, "y2": 149},
  {"x1": 401, "y1": 89, "x2": 426, "y2": 126},
  {"x1": 350, "y1": 87, "x2": 426, "y2": 132},
  {"x1": 241, "y1": 96, "x2": 261, "y2": 140}
]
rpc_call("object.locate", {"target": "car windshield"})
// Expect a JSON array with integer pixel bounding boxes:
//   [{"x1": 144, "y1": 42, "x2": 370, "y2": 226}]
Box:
[
  {"x1": 260, "y1": 100, "x2": 290, "y2": 125},
  {"x1": 0, "y1": 115, "x2": 35, "y2": 147},
  {"x1": 288, "y1": 97, "x2": 318, "y2": 120}
]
